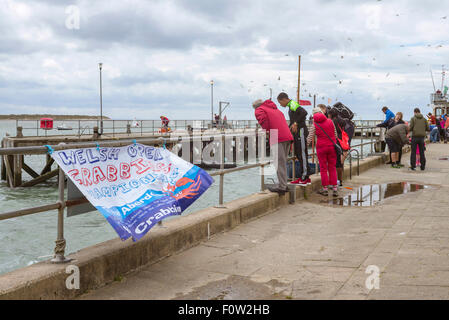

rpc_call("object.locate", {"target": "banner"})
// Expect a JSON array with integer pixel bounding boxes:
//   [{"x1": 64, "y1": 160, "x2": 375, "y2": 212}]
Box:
[{"x1": 51, "y1": 143, "x2": 214, "y2": 241}]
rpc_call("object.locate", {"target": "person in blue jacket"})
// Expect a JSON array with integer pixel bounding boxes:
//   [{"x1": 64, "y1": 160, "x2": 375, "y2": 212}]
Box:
[{"x1": 381, "y1": 106, "x2": 395, "y2": 124}]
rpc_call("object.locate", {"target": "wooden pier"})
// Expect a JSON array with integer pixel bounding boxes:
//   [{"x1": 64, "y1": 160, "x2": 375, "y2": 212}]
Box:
[{"x1": 0, "y1": 126, "x2": 269, "y2": 188}]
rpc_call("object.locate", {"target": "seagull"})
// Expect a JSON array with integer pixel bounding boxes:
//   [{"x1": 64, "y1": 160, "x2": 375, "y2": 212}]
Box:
[
  {"x1": 386, "y1": 72, "x2": 390, "y2": 77},
  {"x1": 400, "y1": 45, "x2": 405, "y2": 47},
  {"x1": 437, "y1": 45, "x2": 443, "y2": 48},
  {"x1": 319, "y1": 39, "x2": 324, "y2": 41},
  {"x1": 333, "y1": 73, "x2": 337, "y2": 78},
  {"x1": 339, "y1": 80, "x2": 343, "y2": 84},
  {"x1": 442, "y1": 16, "x2": 447, "y2": 19},
  {"x1": 396, "y1": 14, "x2": 400, "y2": 17},
  {"x1": 373, "y1": 58, "x2": 376, "y2": 61},
  {"x1": 408, "y1": 54, "x2": 412, "y2": 56},
  {"x1": 263, "y1": 84, "x2": 267, "y2": 86},
  {"x1": 278, "y1": 76, "x2": 281, "y2": 80},
  {"x1": 348, "y1": 37, "x2": 353, "y2": 42},
  {"x1": 341, "y1": 55, "x2": 344, "y2": 59},
  {"x1": 417, "y1": 64, "x2": 421, "y2": 66},
  {"x1": 350, "y1": 91, "x2": 353, "y2": 94}
]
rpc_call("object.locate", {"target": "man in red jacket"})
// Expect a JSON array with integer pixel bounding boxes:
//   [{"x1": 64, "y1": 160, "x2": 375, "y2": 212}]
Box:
[{"x1": 253, "y1": 99, "x2": 293, "y2": 194}]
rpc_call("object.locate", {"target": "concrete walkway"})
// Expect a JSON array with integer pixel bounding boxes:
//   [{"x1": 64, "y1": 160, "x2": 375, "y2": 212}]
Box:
[{"x1": 80, "y1": 143, "x2": 449, "y2": 300}]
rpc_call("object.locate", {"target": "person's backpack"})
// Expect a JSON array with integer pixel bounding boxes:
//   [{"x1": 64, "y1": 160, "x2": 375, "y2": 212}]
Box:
[
  {"x1": 337, "y1": 124, "x2": 350, "y2": 150},
  {"x1": 332, "y1": 102, "x2": 354, "y2": 120}
]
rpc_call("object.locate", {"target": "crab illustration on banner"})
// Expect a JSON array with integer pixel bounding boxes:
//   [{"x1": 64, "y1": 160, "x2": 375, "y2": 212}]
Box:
[{"x1": 51, "y1": 143, "x2": 214, "y2": 241}]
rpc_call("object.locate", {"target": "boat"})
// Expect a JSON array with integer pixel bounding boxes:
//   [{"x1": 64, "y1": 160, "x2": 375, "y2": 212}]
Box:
[
  {"x1": 430, "y1": 66, "x2": 449, "y2": 117},
  {"x1": 57, "y1": 123, "x2": 72, "y2": 130}
]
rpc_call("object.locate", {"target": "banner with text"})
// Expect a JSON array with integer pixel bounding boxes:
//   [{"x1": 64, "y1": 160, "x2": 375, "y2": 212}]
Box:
[{"x1": 51, "y1": 144, "x2": 214, "y2": 241}]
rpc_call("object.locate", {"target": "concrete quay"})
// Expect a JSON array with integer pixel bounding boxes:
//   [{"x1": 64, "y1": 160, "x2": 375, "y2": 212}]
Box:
[{"x1": 78, "y1": 143, "x2": 449, "y2": 300}]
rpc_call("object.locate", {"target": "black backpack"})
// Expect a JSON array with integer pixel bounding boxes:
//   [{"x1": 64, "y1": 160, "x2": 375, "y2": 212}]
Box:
[{"x1": 332, "y1": 102, "x2": 354, "y2": 120}]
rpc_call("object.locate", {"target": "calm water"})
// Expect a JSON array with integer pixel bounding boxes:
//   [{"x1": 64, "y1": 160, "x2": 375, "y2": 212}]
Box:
[{"x1": 0, "y1": 120, "x2": 375, "y2": 275}]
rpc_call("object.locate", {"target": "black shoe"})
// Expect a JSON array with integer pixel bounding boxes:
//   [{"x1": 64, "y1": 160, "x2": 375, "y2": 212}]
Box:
[
  {"x1": 317, "y1": 188, "x2": 328, "y2": 196},
  {"x1": 420, "y1": 167, "x2": 425, "y2": 171},
  {"x1": 268, "y1": 186, "x2": 287, "y2": 195},
  {"x1": 409, "y1": 167, "x2": 416, "y2": 171},
  {"x1": 385, "y1": 161, "x2": 392, "y2": 165}
]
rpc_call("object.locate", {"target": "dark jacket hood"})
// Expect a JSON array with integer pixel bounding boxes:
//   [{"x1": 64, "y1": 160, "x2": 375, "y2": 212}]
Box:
[{"x1": 415, "y1": 113, "x2": 423, "y2": 119}]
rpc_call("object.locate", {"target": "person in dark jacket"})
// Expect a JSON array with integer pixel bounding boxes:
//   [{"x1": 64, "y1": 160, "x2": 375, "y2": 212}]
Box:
[
  {"x1": 385, "y1": 124, "x2": 409, "y2": 168},
  {"x1": 328, "y1": 108, "x2": 348, "y2": 186},
  {"x1": 409, "y1": 108, "x2": 430, "y2": 171},
  {"x1": 277, "y1": 92, "x2": 311, "y2": 186}
]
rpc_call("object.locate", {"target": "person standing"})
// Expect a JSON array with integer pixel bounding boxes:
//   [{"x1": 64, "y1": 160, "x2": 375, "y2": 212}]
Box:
[
  {"x1": 277, "y1": 92, "x2": 311, "y2": 186},
  {"x1": 444, "y1": 117, "x2": 449, "y2": 143},
  {"x1": 307, "y1": 108, "x2": 339, "y2": 197},
  {"x1": 381, "y1": 106, "x2": 395, "y2": 125},
  {"x1": 409, "y1": 108, "x2": 430, "y2": 171},
  {"x1": 327, "y1": 108, "x2": 349, "y2": 186},
  {"x1": 253, "y1": 99, "x2": 293, "y2": 194}
]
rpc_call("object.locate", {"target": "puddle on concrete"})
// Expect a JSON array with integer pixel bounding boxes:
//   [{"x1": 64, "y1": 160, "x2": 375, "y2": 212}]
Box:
[
  {"x1": 173, "y1": 275, "x2": 289, "y2": 300},
  {"x1": 439, "y1": 157, "x2": 449, "y2": 160},
  {"x1": 321, "y1": 182, "x2": 429, "y2": 207}
]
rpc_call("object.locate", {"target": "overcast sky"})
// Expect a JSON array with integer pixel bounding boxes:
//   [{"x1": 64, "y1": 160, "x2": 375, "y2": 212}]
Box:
[{"x1": 1, "y1": 0, "x2": 448, "y2": 120}]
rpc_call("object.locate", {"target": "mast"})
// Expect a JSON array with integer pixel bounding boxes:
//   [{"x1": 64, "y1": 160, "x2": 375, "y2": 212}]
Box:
[{"x1": 430, "y1": 67, "x2": 436, "y2": 92}]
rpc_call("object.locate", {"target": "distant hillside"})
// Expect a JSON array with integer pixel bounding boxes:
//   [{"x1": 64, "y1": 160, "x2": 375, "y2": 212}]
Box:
[{"x1": 0, "y1": 114, "x2": 111, "y2": 120}]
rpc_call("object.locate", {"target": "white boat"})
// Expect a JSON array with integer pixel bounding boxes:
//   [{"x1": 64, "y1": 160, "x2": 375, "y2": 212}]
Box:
[{"x1": 57, "y1": 123, "x2": 73, "y2": 130}]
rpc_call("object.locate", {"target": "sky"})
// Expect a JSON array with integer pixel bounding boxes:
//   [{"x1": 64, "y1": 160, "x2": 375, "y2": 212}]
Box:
[{"x1": 0, "y1": 0, "x2": 448, "y2": 120}]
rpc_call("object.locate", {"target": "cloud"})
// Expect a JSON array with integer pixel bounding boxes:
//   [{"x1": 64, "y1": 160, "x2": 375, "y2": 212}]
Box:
[{"x1": 0, "y1": 0, "x2": 448, "y2": 121}]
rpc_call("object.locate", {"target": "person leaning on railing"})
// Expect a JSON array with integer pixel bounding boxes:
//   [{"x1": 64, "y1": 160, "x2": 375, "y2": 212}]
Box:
[{"x1": 253, "y1": 99, "x2": 293, "y2": 195}]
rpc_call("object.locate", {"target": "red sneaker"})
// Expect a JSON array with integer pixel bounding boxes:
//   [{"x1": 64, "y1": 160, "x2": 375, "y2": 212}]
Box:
[
  {"x1": 304, "y1": 178, "x2": 312, "y2": 185},
  {"x1": 289, "y1": 178, "x2": 302, "y2": 184}
]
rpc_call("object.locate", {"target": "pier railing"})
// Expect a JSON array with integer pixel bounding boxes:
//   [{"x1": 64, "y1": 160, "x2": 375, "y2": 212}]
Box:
[
  {"x1": 15, "y1": 119, "x2": 261, "y2": 137},
  {"x1": 0, "y1": 128, "x2": 381, "y2": 264},
  {"x1": 15, "y1": 119, "x2": 382, "y2": 137}
]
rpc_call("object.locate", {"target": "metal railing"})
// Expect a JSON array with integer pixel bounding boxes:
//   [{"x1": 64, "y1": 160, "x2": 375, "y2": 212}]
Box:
[
  {"x1": 14, "y1": 119, "x2": 383, "y2": 138},
  {"x1": 15, "y1": 119, "x2": 262, "y2": 137},
  {"x1": 0, "y1": 127, "x2": 381, "y2": 264}
]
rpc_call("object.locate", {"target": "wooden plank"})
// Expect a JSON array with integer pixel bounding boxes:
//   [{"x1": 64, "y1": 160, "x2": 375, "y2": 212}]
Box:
[
  {"x1": 4, "y1": 155, "x2": 14, "y2": 188},
  {"x1": 40, "y1": 156, "x2": 54, "y2": 175},
  {"x1": 20, "y1": 169, "x2": 58, "y2": 188},
  {"x1": 13, "y1": 154, "x2": 22, "y2": 187},
  {"x1": 22, "y1": 162, "x2": 39, "y2": 179}
]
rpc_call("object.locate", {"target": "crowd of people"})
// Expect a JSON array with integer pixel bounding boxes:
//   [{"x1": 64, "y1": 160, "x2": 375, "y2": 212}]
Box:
[
  {"x1": 253, "y1": 93, "x2": 446, "y2": 198},
  {"x1": 253, "y1": 93, "x2": 355, "y2": 197}
]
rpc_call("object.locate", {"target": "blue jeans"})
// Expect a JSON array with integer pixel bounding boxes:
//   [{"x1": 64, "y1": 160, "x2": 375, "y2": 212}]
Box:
[{"x1": 430, "y1": 128, "x2": 440, "y2": 142}]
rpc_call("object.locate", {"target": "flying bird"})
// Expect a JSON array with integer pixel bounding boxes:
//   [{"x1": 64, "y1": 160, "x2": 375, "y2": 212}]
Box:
[
  {"x1": 341, "y1": 55, "x2": 344, "y2": 59},
  {"x1": 319, "y1": 39, "x2": 324, "y2": 41},
  {"x1": 373, "y1": 58, "x2": 376, "y2": 61},
  {"x1": 285, "y1": 54, "x2": 289, "y2": 56},
  {"x1": 278, "y1": 76, "x2": 281, "y2": 80},
  {"x1": 442, "y1": 16, "x2": 447, "y2": 19},
  {"x1": 333, "y1": 73, "x2": 337, "y2": 78},
  {"x1": 386, "y1": 72, "x2": 390, "y2": 77},
  {"x1": 339, "y1": 80, "x2": 343, "y2": 84},
  {"x1": 400, "y1": 45, "x2": 405, "y2": 47},
  {"x1": 347, "y1": 37, "x2": 353, "y2": 42}
]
